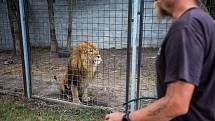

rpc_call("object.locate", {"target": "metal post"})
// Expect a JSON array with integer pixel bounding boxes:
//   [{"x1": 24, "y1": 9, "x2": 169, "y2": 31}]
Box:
[
  {"x1": 130, "y1": 0, "x2": 141, "y2": 112},
  {"x1": 18, "y1": 0, "x2": 31, "y2": 98},
  {"x1": 125, "y1": 0, "x2": 132, "y2": 113},
  {"x1": 136, "y1": 0, "x2": 144, "y2": 110}
]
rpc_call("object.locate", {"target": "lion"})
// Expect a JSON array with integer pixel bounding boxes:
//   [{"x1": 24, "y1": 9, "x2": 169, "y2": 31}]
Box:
[{"x1": 59, "y1": 42, "x2": 102, "y2": 104}]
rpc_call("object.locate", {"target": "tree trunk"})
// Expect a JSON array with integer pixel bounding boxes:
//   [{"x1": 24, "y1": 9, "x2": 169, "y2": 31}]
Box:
[
  {"x1": 67, "y1": 0, "x2": 73, "y2": 50},
  {"x1": 47, "y1": 0, "x2": 58, "y2": 52},
  {"x1": 6, "y1": 0, "x2": 18, "y2": 55}
]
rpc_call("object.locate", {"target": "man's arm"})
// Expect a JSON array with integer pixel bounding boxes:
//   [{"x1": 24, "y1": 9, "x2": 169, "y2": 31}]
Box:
[
  {"x1": 129, "y1": 81, "x2": 195, "y2": 121},
  {"x1": 105, "y1": 81, "x2": 195, "y2": 121}
]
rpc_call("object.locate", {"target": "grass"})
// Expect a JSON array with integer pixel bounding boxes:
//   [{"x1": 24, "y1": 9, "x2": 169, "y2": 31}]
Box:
[{"x1": 0, "y1": 95, "x2": 110, "y2": 121}]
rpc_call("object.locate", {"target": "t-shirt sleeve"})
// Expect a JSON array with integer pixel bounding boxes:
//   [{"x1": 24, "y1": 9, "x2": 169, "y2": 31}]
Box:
[{"x1": 164, "y1": 28, "x2": 204, "y2": 86}]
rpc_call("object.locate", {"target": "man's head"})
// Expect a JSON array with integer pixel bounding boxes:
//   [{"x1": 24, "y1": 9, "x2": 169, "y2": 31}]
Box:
[
  {"x1": 154, "y1": 0, "x2": 172, "y2": 20},
  {"x1": 154, "y1": 0, "x2": 198, "y2": 21}
]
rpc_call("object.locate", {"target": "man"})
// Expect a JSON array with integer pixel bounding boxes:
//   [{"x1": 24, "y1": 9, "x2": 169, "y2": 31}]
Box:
[{"x1": 105, "y1": 0, "x2": 215, "y2": 121}]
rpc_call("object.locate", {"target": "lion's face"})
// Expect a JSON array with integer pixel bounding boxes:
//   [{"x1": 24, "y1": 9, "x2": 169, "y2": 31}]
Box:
[
  {"x1": 81, "y1": 45, "x2": 102, "y2": 66},
  {"x1": 75, "y1": 42, "x2": 102, "y2": 67}
]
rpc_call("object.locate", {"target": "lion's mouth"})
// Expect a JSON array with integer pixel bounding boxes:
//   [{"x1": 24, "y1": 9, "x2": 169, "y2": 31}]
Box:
[{"x1": 93, "y1": 57, "x2": 102, "y2": 65}]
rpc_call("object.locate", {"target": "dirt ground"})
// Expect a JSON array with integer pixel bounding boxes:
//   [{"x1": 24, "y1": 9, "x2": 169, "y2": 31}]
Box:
[{"x1": 0, "y1": 48, "x2": 158, "y2": 110}]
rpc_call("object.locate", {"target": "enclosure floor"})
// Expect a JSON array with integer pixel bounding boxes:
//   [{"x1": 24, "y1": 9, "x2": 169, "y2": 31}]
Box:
[{"x1": 0, "y1": 48, "x2": 158, "y2": 110}]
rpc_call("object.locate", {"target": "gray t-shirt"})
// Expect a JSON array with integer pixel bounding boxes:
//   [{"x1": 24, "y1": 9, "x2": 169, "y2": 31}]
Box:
[{"x1": 156, "y1": 7, "x2": 215, "y2": 121}]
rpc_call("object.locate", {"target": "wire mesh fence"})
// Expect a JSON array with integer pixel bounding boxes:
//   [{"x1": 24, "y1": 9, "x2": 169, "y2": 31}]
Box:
[
  {"x1": 0, "y1": 0, "x2": 24, "y2": 96},
  {"x1": 27, "y1": 0, "x2": 129, "y2": 110},
  {"x1": 205, "y1": 0, "x2": 215, "y2": 19},
  {"x1": 0, "y1": 0, "x2": 129, "y2": 110},
  {"x1": 133, "y1": 0, "x2": 171, "y2": 109},
  {"x1": 0, "y1": 0, "x2": 215, "y2": 112}
]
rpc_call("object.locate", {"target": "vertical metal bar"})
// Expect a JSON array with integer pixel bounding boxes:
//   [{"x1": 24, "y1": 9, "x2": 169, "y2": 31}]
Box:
[
  {"x1": 136, "y1": 0, "x2": 144, "y2": 110},
  {"x1": 18, "y1": 0, "x2": 31, "y2": 98},
  {"x1": 16, "y1": 0, "x2": 27, "y2": 97},
  {"x1": 130, "y1": 0, "x2": 140, "y2": 112},
  {"x1": 24, "y1": 0, "x2": 32, "y2": 95},
  {"x1": 125, "y1": 0, "x2": 132, "y2": 113}
]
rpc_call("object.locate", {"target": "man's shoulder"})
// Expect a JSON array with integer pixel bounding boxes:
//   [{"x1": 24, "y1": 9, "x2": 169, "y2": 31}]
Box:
[{"x1": 169, "y1": 7, "x2": 214, "y2": 34}]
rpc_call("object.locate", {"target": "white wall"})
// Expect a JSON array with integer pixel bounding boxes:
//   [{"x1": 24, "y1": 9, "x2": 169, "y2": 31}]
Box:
[{"x1": 0, "y1": 0, "x2": 170, "y2": 50}]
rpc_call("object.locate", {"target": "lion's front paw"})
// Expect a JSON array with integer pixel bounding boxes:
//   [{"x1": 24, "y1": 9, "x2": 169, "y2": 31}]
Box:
[
  {"x1": 73, "y1": 98, "x2": 81, "y2": 104},
  {"x1": 82, "y1": 96, "x2": 91, "y2": 102}
]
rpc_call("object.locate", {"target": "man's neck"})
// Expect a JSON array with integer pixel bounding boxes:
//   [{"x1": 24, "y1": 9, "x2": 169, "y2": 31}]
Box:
[{"x1": 171, "y1": 1, "x2": 198, "y2": 21}]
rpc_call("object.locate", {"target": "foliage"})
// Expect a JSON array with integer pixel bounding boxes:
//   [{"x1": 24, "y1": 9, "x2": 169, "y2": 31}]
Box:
[{"x1": 0, "y1": 95, "x2": 109, "y2": 121}]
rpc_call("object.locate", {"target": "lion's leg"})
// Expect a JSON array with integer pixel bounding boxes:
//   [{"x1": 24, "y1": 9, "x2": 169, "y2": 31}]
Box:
[
  {"x1": 58, "y1": 77, "x2": 72, "y2": 100},
  {"x1": 59, "y1": 79, "x2": 65, "y2": 93},
  {"x1": 82, "y1": 88, "x2": 89, "y2": 102},
  {"x1": 71, "y1": 85, "x2": 81, "y2": 104},
  {"x1": 82, "y1": 83, "x2": 90, "y2": 102},
  {"x1": 57, "y1": 74, "x2": 67, "y2": 94}
]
